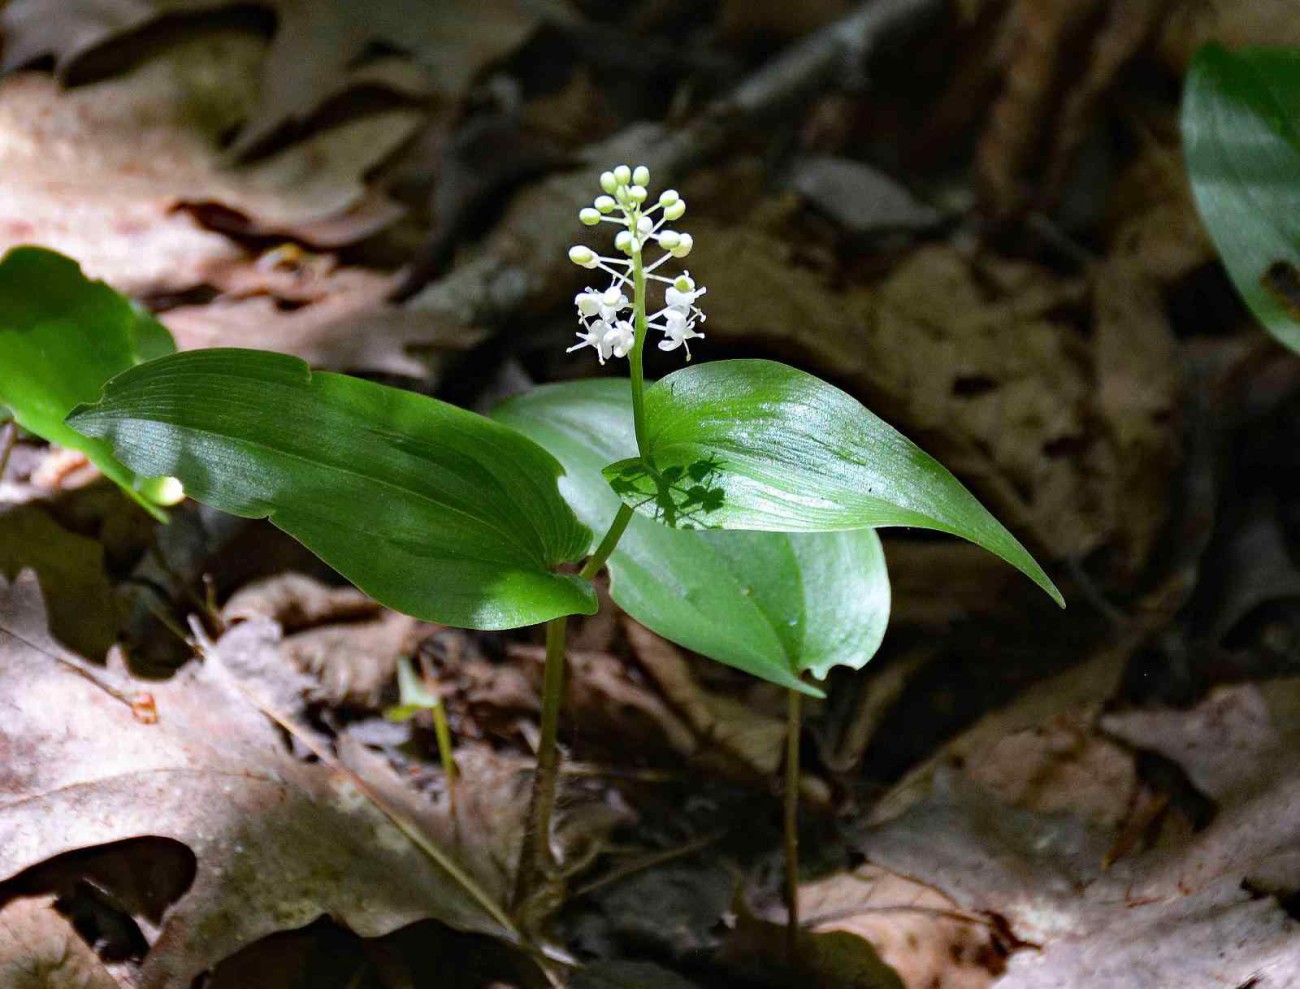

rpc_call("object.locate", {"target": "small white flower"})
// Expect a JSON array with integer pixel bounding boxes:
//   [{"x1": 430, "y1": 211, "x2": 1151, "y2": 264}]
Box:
[
  {"x1": 603, "y1": 319, "x2": 635, "y2": 358},
  {"x1": 658, "y1": 309, "x2": 704, "y2": 357},
  {"x1": 574, "y1": 290, "x2": 602, "y2": 317},
  {"x1": 565, "y1": 167, "x2": 706, "y2": 365},
  {"x1": 599, "y1": 285, "x2": 629, "y2": 320},
  {"x1": 567, "y1": 320, "x2": 614, "y2": 364},
  {"x1": 665, "y1": 273, "x2": 706, "y2": 311}
]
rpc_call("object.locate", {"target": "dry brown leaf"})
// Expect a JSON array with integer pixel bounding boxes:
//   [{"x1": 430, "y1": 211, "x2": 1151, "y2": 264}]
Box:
[
  {"x1": 222, "y1": 572, "x2": 427, "y2": 709},
  {"x1": 1092, "y1": 258, "x2": 1180, "y2": 576},
  {"x1": 1, "y1": 0, "x2": 551, "y2": 153},
  {"x1": 0, "y1": 895, "x2": 123, "y2": 989},
  {"x1": 857, "y1": 664, "x2": 1300, "y2": 988},
  {"x1": 723, "y1": 864, "x2": 1005, "y2": 989},
  {"x1": 1105, "y1": 129, "x2": 1215, "y2": 286},
  {"x1": 0, "y1": 32, "x2": 420, "y2": 296},
  {"x1": 284, "y1": 611, "x2": 423, "y2": 710},
  {"x1": 0, "y1": 572, "x2": 512, "y2": 989},
  {"x1": 160, "y1": 265, "x2": 485, "y2": 378},
  {"x1": 0, "y1": 505, "x2": 116, "y2": 659},
  {"x1": 221, "y1": 571, "x2": 380, "y2": 631},
  {"x1": 976, "y1": 0, "x2": 1105, "y2": 218},
  {"x1": 623, "y1": 620, "x2": 788, "y2": 781}
]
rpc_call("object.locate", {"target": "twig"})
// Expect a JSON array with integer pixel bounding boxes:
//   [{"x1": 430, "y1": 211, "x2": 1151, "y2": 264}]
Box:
[
  {"x1": 784, "y1": 688, "x2": 803, "y2": 963},
  {"x1": 569, "y1": 829, "x2": 725, "y2": 900},
  {"x1": 0, "y1": 420, "x2": 16, "y2": 478}
]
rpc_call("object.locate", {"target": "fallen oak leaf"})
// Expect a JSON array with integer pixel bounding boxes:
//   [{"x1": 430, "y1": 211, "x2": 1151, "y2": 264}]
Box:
[
  {"x1": 1, "y1": 0, "x2": 562, "y2": 155},
  {"x1": 0, "y1": 32, "x2": 421, "y2": 297},
  {"x1": 0, "y1": 572, "x2": 517, "y2": 989},
  {"x1": 0, "y1": 894, "x2": 125, "y2": 989}
]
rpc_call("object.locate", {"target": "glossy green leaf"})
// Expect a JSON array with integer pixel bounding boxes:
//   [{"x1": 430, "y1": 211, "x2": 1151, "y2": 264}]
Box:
[
  {"x1": 0, "y1": 246, "x2": 178, "y2": 520},
  {"x1": 601, "y1": 360, "x2": 1062, "y2": 607},
  {"x1": 494, "y1": 379, "x2": 891, "y2": 694},
  {"x1": 68, "y1": 349, "x2": 596, "y2": 630},
  {"x1": 1183, "y1": 44, "x2": 1300, "y2": 352}
]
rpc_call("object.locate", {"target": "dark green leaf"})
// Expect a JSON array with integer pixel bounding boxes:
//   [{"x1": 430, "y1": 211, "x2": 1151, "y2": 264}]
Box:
[
  {"x1": 494, "y1": 379, "x2": 891, "y2": 694},
  {"x1": 1183, "y1": 44, "x2": 1300, "y2": 352},
  {"x1": 69, "y1": 349, "x2": 596, "y2": 630},
  {"x1": 0, "y1": 246, "x2": 178, "y2": 520},
  {"x1": 601, "y1": 360, "x2": 1061, "y2": 607}
]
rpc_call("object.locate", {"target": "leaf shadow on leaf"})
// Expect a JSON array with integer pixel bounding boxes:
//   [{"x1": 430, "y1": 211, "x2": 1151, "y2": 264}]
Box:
[{"x1": 606, "y1": 455, "x2": 728, "y2": 530}]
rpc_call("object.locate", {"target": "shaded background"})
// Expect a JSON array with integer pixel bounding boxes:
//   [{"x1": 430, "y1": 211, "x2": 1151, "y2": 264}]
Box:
[{"x1": 2, "y1": 1, "x2": 1299, "y2": 987}]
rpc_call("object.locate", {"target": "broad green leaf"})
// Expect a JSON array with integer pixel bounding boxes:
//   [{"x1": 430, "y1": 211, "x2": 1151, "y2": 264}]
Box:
[
  {"x1": 68, "y1": 349, "x2": 596, "y2": 630},
  {"x1": 1183, "y1": 45, "x2": 1300, "y2": 352},
  {"x1": 601, "y1": 360, "x2": 1062, "y2": 607},
  {"x1": 0, "y1": 246, "x2": 179, "y2": 520},
  {"x1": 494, "y1": 379, "x2": 891, "y2": 694}
]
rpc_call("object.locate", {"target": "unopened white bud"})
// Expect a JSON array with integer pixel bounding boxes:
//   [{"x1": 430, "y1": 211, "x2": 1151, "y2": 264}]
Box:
[
  {"x1": 657, "y1": 230, "x2": 682, "y2": 249},
  {"x1": 569, "y1": 245, "x2": 598, "y2": 268},
  {"x1": 600, "y1": 171, "x2": 618, "y2": 194},
  {"x1": 658, "y1": 188, "x2": 680, "y2": 207},
  {"x1": 669, "y1": 232, "x2": 694, "y2": 258},
  {"x1": 614, "y1": 230, "x2": 634, "y2": 254},
  {"x1": 632, "y1": 165, "x2": 650, "y2": 186},
  {"x1": 579, "y1": 207, "x2": 601, "y2": 226},
  {"x1": 628, "y1": 185, "x2": 648, "y2": 204},
  {"x1": 594, "y1": 195, "x2": 616, "y2": 213},
  {"x1": 663, "y1": 199, "x2": 686, "y2": 221},
  {"x1": 637, "y1": 215, "x2": 654, "y2": 235},
  {"x1": 613, "y1": 164, "x2": 632, "y2": 185}
]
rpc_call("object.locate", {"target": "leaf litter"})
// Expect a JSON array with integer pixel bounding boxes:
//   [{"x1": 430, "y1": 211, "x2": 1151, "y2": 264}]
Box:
[{"x1": 3, "y1": 0, "x2": 1300, "y2": 986}]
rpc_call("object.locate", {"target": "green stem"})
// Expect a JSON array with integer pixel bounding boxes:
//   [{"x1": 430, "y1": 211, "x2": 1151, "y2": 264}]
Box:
[
  {"x1": 512, "y1": 218, "x2": 651, "y2": 927},
  {"x1": 580, "y1": 503, "x2": 634, "y2": 581},
  {"x1": 628, "y1": 245, "x2": 651, "y2": 464},
  {"x1": 513, "y1": 616, "x2": 570, "y2": 918},
  {"x1": 784, "y1": 687, "x2": 803, "y2": 964}
]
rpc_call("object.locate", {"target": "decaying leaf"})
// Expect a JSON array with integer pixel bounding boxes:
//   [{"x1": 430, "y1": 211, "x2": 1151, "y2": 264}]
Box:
[
  {"x1": 2, "y1": 0, "x2": 560, "y2": 153},
  {"x1": 0, "y1": 32, "x2": 419, "y2": 296},
  {"x1": 0, "y1": 506, "x2": 116, "y2": 658},
  {"x1": 0, "y1": 895, "x2": 123, "y2": 989},
  {"x1": 854, "y1": 662, "x2": 1300, "y2": 988},
  {"x1": 160, "y1": 266, "x2": 486, "y2": 378},
  {"x1": 724, "y1": 865, "x2": 1004, "y2": 989},
  {"x1": 0, "y1": 572, "x2": 515, "y2": 989}
]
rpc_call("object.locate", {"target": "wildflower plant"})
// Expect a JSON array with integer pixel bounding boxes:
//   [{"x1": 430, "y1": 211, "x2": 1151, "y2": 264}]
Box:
[{"x1": 7, "y1": 163, "x2": 1063, "y2": 950}]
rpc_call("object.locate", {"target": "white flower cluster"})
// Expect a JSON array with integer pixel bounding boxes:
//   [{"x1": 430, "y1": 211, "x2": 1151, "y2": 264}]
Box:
[{"x1": 567, "y1": 164, "x2": 706, "y2": 364}]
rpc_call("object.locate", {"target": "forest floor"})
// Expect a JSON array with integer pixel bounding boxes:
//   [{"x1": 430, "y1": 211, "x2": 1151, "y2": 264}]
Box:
[{"x1": 2, "y1": 1, "x2": 1299, "y2": 987}]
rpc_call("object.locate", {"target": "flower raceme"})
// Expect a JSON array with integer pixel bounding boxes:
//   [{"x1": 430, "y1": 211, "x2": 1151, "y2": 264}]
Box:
[{"x1": 567, "y1": 164, "x2": 706, "y2": 363}]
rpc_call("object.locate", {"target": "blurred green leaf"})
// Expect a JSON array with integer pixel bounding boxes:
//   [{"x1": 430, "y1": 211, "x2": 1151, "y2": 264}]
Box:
[
  {"x1": 494, "y1": 379, "x2": 891, "y2": 693},
  {"x1": 0, "y1": 246, "x2": 178, "y2": 519},
  {"x1": 1183, "y1": 44, "x2": 1300, "y2": 352},
  {"x1": 69, "y1": 348, "x2": 596, "y2": 630},
  {"x1": 601, "y1": 360, "x2": 1061, "y2": 607}
]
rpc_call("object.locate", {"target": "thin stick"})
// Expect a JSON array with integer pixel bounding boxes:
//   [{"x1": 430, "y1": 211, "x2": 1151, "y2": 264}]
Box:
[
  {"x1": 418, "y1": 654, "x2": 459, "y2": 831},
  {"x1": 0, "y1": 420, "x2": 16, "y2": 479},
  {"x1": 784, "y1": 686, "x2": 803, "y2": 963},
  {"x1": 512, "y1": 616, "x2": 570, "y2": 918}
]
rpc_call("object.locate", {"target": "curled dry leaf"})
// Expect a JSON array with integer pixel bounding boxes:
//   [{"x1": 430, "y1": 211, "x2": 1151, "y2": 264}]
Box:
[
  {"x1": 0, "y1": 32, "x2": 420, "y2": 297},
  {"x1": 222, "y1": 572, "x2": 427, "y2": 709},
  {"x1": 0, "y1": 572, "x2": 513, "y2": 989}
]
